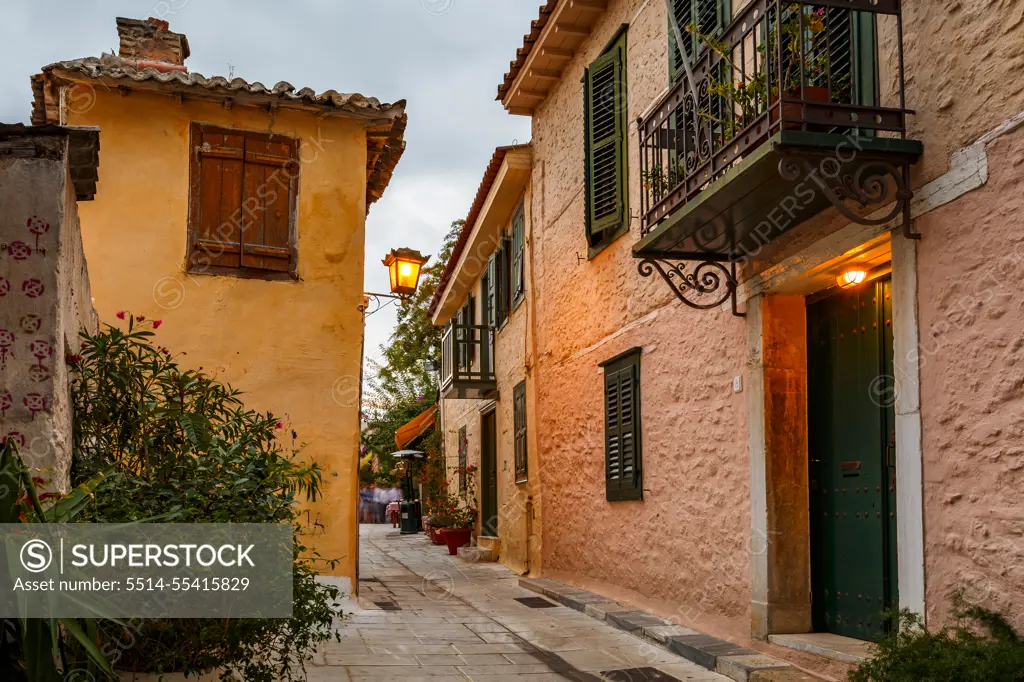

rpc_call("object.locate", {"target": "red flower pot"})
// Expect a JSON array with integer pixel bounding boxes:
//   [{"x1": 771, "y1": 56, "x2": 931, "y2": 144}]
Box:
[
  {"x1": 427, "y1": 527, "x2": 446, "y2": 545},
  {"x1": 770, "y1": 86, "x2": 831, "y2": 131},
  {"x1": 440, "y1": 527, "x2": 472, "y2": 556}
]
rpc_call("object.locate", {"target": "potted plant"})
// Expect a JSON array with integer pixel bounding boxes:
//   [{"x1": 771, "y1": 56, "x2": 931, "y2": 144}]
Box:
[
  {"x1": 432, "y1": 465, "x2": 478, "y2": 555},
  {"x1": 423, "y1": 514, "x2": 446, "y2": 545},
  {"x1": 684, "y1": 5, "x2": 851, "y2": 143}
]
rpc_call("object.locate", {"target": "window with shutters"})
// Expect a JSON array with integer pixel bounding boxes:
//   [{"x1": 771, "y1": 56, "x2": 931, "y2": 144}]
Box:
[
  {"x1": 600, "y1": 348, "x2": 643, "y2": 502},
  {"x1": 667, "y1": 0, "x2": 729, "y2": 83},
  {"x1": 583, "y1": 30, "x2": 629, "y2": 256},
  {"x1": 456, "y1": 295, "x2": 476, "y2": 368},
  {"x1": 513, "y1": 381, "x2": 528, "y2": 483},
  {"x1": 458, "y1": 426, "x2": 468, "y2": 494},
  {"x1": 511, "y1": 201, "x2": 525, "y2": 308},
  {"x1": 188, "y1": 123, "x2": 299, "y2": 277},
  {"x1": 495, "y1": 233, "x2": 512, "y2": 329}
]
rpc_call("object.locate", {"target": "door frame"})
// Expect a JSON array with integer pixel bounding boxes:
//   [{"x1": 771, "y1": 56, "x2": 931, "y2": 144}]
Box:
[
  {"x1": 806, "y1": 275, "x2": 898, "y2": 637},
  {"x1": 745, "y1": 233, "x2": 926, "y2": 638},
  {"x1": 480, "y1": 409, "x2": 498, "y2": 537}
]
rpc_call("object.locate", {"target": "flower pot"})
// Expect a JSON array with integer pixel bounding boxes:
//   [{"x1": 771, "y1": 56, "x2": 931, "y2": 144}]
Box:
[
  {"x1": 771, "y1": 86, "x2": 831, "y2": 131},
  {"x1": 427, "y1": 526, "x2": 446, "y2": 545},
  {"x1": 440, "y1": 527, "x2": 472, "y2": 556}
]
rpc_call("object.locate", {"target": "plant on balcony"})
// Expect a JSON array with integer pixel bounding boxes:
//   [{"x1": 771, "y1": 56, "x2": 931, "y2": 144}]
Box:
[
  {"x1": 641, "y1": 160, "x2": 684, "y2": 202},
  {"x1": 683, "y1": 5, "x2": 852, "y2": 145},
  {"x1": 848, "y1": 595, "x2": 1024, "y2": 682}
]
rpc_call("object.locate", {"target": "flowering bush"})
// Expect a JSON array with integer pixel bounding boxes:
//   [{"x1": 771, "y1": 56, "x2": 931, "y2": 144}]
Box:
[{"x1": 428, "y1": 464, "x2": 478, "y2": 529}]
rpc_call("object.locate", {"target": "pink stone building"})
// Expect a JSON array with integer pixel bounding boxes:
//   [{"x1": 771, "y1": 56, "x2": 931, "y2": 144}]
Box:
[{"x1": 434, "y1": 0, "x2": 1024, "y2": 673}]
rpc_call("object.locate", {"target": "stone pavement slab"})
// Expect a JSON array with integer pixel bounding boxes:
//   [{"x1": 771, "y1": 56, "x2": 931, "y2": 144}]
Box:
[{"x1": 306, "y1": 524, "x2": 734, "y2": 681}]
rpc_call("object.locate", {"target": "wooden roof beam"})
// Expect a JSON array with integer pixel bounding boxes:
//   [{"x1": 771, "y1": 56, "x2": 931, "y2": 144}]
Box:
[
  {"x1": 571, "y1": 0, "x2": 608, "y2": 11},
  {"x1": 528, "y1": 68, "x2": 562, "y2": 81},
  {"x1": 541, "y1": 47, "x2": 575, "y2": 60},
  {"x1": 554, "y1": 22, "x2": 591, "y2": 38}
]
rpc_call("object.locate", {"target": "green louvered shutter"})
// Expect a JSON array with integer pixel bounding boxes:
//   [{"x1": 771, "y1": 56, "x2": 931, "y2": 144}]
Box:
[
  {"x1": 602, "y1": 350, "x2": 642, "y2": 501},
  {"x1": 585, "y1": 35, "x2": 627, "y2": 247},
  {"x1": 511, "y1": 202, "x2": 525, "y2": 304},
  {"x1": 668, "y1": 0, "x2": 729, "y2": 82},
  {"x1": 485, "y1": 255, "x2": 497, "y2": 329}
]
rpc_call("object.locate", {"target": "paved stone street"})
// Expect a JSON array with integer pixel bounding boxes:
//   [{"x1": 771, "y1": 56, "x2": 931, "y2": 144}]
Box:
[{"x1": 308, "y1": 524, "x2": 729, "y2": 681}]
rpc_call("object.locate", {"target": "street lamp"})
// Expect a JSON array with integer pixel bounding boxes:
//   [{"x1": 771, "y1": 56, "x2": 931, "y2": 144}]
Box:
[{"x1": 361, "y1": 248, "x2": 431, "y2": 315}]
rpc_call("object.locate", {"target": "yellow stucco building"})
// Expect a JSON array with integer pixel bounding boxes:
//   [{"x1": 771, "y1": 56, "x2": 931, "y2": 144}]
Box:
[{"x1": 30, "y1": 17, "x2": 407, "y2": 593}]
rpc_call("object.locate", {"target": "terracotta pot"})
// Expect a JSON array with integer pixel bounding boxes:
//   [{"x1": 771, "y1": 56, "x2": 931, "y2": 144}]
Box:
[
  {"x1": 771, "y1": 85, "x2": 831, "y2": 131},
  {"x1": 440, "y1": 527, "x2": 472, "y2": 556},
  {"x1": 427, "y1": 526, "x2": 446, "y2": 545}
]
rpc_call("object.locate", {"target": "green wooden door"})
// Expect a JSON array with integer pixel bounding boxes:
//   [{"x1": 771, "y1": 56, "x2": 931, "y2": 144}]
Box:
[
  {"x1": 480, "y1": 411, "x2": 498, "y2": 536},
  {"x1": 807, "y1": 276, "x2": 897, "y2": 640}
]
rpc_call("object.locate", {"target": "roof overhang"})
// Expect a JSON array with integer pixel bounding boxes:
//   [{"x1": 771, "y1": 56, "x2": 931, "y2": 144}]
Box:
[
  {"x1": 0, "y1": 124, "x2": 101, "y2": 201},
  {"x1": 32, "y1": 60, "x2": 407, "y2": 212},
  {"x1": 431, "y1": 146, "x2": 532, "y2": 325},
  {"x1": 498, "y1": 0, "x2": 608, "y2": 115}
]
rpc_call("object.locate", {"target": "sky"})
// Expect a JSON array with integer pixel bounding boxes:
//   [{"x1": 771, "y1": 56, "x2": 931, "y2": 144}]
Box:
[{"x1": 0, "y1": 0, "x2": 535, "y2": 379}]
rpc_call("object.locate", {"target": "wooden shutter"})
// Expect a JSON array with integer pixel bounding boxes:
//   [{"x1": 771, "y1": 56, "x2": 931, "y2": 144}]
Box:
[
  {"x1": 240, "y1": 136, "x2": 296, "y2": 272},
  {"x1": 668, "y1": 0, "x2": 729, "y2": 82},
  {"x1": 467, "y1": 294, "x2": 476, "y2": 366},
  {"x1": 511, "y1": 203, "x2": 525, "y2": 302},
  {"x1": 189, "y1": 124, "x2": 297, "y2": 275},
  {"x1": 602, "y1": 350, "x2": 642, "y2": 501},
  {"x1": 585, "y1": 35, "x2": 627, "y2": 246},
  {"x1": 455, "y1": 306, "x2": 465, "y2": 370},
  {"x1": 485, "y1": 255, "x2": 497, "y2": 329},
  {"x1": 513, "y1": 381, "x2": 528, "y2": 482},
  {"x1": 457, "y1": 426, "x2": 468, "y2": 493},
  {"x1": 496, "y1": 235, "x2": 511, "y2": 323},
  {"x1": 191, "y1": 127, "x2": 245, "y2": 268}
]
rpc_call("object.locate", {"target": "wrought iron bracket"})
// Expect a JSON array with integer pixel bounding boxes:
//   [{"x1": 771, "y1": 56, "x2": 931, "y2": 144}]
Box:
[
  {"x1": 359, "y1": 291, "x2": 408, "y2": 316},
  {"x1": 776, "y1": 147, "x2": 918, "y2": 240},
  {"x1": 637, "y1": 258, "x2": 745, "y2": 317}
]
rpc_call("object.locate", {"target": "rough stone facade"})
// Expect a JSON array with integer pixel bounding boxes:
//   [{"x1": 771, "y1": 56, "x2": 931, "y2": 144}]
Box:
[
  {"x1": 505, "y1": 0, "x2": 1024, "y2": 659},
  {"x1": 0, "y1": 129, "x2": 98, "y2": 491},
  {"x1": 440, "y1": 179, "x2": 543, "y2": 576}
]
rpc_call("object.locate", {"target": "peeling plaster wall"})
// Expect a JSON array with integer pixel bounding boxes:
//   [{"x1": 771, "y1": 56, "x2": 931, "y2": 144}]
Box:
[
  {"x1": 0, "y1": 135, "x2": 98, "y2": 490},
  {"x1": 915, "y1": 126, "x2": 1024, "y2": 631},
  {"x1": 66, "y1": 89, "x2": 367, "y2": 586}
]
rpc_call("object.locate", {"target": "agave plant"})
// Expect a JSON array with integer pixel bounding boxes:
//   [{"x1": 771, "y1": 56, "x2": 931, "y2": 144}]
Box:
[{"x1": 0, "y1": 438, "x2": 113, "y2": 682}]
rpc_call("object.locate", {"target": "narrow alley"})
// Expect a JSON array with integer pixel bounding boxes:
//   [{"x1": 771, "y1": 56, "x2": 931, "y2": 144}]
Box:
[{"x1": 308, "y1": 525, "x2": 730, "y2": 681}]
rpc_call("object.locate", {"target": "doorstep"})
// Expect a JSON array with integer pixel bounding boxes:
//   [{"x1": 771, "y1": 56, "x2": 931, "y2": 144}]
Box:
[
  {"x1": 519, "y1": 577, "x2": 826, "y2": 682},
  {"x1": 768, "y1": 633, "x2": 874, "y2": 665}
]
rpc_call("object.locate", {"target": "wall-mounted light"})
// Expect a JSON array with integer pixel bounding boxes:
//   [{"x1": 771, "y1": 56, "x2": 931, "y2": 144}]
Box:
[
  {"x1": 836, "y1": 268, "x2": 867, "y2": 289},
  {"x1": 383, "y1": 248, "x2": 430, "y2": 299},
  {"x1": 361, "y1": 248, "x2": 432, "y2": 316}
]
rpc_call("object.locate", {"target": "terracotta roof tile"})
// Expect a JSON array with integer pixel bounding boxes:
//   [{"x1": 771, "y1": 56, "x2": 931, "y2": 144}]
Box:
[{"x1": 497, "y1": 1, "x2": 559, "y2": 102}]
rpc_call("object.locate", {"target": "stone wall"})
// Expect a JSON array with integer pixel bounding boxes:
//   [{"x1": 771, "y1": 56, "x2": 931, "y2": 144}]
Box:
[
  {"x1": 521, "y1": 0, "x2": 1024, "y2": 645},
  {"x1": 0, "y1": 131, "x2": 98, "y2": 491}
]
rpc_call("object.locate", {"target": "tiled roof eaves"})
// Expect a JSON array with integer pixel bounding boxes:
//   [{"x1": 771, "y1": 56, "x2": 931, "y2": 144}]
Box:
[
  {"x1": 428, "y1": 144, "x2": 530, "y2": 318},
  {"x1": 497, "y1": 1, "x2": 559, "y2": 102}
]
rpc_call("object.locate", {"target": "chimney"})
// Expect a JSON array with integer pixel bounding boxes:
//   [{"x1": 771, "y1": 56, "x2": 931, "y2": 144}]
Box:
[{"x1": 115, "y1": 17, "x2": 190, "y2": 66}]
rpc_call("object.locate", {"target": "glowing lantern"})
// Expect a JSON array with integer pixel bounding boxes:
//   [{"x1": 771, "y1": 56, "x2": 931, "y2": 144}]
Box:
[
  {"x1": 383, "y1": 248, "x2": 430, "y2": 299},
  {"x1": 836, "y1": 268, "x2": 867, "y2": 289}
]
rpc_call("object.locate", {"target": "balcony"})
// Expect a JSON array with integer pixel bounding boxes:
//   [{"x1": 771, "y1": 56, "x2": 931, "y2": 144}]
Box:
[
  {"x1": 441, "y1": 322, "x2": 496, "y2": 400},
  {"x1": 634, "y1": 0, "x2": 922, "y2": 268}
]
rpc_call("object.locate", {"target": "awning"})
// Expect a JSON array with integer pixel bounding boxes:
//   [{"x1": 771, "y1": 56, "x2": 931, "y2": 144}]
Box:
[{"x1": 394, "y1": 405, "x2": 437, "y2": 450}]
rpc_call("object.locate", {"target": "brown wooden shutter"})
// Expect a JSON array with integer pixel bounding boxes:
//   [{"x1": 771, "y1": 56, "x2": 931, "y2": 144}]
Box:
[
  {"x1": 601, "y1": 349, "x2": 643, "y2": 501},
  {"x1": 240, "y1": 135, "x2": 296, "y2": 272},
  {"x1": 192, "y1": 126, "x2": 245, "y2": 268}
]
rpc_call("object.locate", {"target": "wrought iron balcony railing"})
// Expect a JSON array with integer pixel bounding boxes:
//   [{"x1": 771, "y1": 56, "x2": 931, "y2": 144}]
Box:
[
  {"x1": 441, "y1": 322, "x2": 496, "y2": 400},
  {"x1": 638, "y1": 0, "x2": 912, "y2": 237}
]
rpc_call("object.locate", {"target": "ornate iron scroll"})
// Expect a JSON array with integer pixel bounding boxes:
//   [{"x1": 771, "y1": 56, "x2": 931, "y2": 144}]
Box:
[
  {"x1": 637, "y1": 258, "x2": 744, "y2": 317},
  {"x1": 777, "y1": 150, "x2": 917, "y2": 239}
]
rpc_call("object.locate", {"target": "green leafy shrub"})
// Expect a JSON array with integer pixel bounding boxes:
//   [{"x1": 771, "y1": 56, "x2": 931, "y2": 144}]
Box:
[
  {"x1": 69, "y1": 317, "x2": 339, "y2": 681},
  {"x1": 849, "y1": 598, "x2": 1024, "y2": 682}
]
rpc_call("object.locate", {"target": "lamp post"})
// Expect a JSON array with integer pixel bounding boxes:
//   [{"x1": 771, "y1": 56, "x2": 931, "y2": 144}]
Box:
[{"x1": 360, "y1": 248, "x2": 431, "y2": 315}]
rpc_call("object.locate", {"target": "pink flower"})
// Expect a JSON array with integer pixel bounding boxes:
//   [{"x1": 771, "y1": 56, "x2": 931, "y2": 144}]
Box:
[
  {"x1": 275, "y1": 421, "x2": 284, "y2": 430},
  {"x1": 152, "y1": 320, "x2": 163, "y2": 329},
  {"x1": 116, "y1": 311, "x2": 125, "y2": 320}
]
